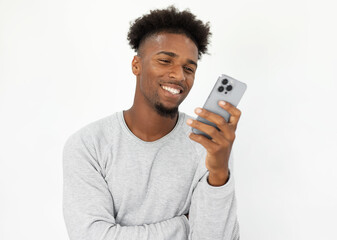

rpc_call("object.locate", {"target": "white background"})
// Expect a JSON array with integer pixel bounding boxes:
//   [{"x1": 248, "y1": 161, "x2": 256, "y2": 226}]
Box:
[{"x1": 1, "y1": 0, "x2": 336, "y2": 239}]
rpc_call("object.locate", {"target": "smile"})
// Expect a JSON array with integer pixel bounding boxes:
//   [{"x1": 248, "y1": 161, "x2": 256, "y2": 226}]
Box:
[
  {"x1": 161, "y1": 85, "x2": 180, "y2": 95},
  {"x1": 160, "y1": 85, "x2": 183, "y2": 95}
]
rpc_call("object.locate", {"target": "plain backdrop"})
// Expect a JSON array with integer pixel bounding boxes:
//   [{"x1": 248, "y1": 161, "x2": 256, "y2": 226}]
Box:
[{"x1": 1, "y1": 0, "x2": 336, "y2": 239}]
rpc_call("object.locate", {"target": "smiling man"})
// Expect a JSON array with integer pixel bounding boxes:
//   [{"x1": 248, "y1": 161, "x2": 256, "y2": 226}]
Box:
[{"x1": 63, "y1": 6, "x2": 240, "y2": 240}]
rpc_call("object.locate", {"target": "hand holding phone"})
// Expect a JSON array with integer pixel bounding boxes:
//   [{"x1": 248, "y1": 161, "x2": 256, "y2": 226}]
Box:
[{"x1": 192, "y1": 74, "x2": 247, "y2": 139}]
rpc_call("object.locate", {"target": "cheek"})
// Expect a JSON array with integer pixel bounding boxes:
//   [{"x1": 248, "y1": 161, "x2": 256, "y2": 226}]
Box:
[
  {"x1": 142, "y1": 64, "x2": 166, "y2": 83},
  {"x1": 186, "y1": 77, "x2": 195, "y2": 89}
]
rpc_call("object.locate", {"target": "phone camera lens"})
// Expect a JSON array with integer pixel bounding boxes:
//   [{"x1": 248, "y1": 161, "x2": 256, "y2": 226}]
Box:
[
  {"x1": 226, "y1": 85, "x2": 233, "y2": 91},
  {"x1": 218, "y1": 86, "x2": 224, "y2": 92},
  {"x1": 222, "y1": 79, "x2": 228, "y2": 85}
]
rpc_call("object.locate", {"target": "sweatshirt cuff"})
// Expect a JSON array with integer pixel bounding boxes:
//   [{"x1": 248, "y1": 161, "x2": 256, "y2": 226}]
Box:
[
  {"x1": 180, "y1": 214, "x2": 190, "y2": 234},
  {"x1": 200, "y1": 169, "x2": 235, "y2": 198}
]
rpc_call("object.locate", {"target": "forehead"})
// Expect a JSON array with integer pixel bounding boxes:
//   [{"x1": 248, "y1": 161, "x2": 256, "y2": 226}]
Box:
[{"x1": 139, "y1": 33, "x2": 199, "y2": 61}]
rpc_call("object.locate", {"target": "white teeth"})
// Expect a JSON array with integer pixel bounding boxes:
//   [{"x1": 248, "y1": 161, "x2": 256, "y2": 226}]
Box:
[{"x1": 161, "y1": 85, "x2": 180, "y2": 95}]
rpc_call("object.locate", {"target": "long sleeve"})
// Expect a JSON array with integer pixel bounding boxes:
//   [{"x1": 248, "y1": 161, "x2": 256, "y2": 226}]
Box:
[
  {"x1": 187, "y1": 154, "x2": 240, "y2": 240},
  {"x1": 62, "y1": 131, "x2": 189, "y2": 240}
]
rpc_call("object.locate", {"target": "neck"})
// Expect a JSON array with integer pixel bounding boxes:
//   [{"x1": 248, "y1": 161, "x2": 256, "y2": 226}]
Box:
[{"x1": 123, "y1": 103, "x2": 179, "y2": 142}]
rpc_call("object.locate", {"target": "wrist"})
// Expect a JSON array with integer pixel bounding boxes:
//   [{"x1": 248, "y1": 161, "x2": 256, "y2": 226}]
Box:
[{"x1": 208, "y1": 169, "x2": 229, "y2": 186}]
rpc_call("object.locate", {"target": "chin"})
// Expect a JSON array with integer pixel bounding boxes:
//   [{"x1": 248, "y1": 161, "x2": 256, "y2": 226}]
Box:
[{"x1": 154, "y1": 102, "x2": 179, "y2": 119}]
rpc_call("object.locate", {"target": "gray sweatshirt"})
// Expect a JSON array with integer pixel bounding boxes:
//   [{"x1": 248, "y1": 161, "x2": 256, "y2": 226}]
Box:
[{"x1": 62, "y1": 111, "x2": 240, "y2": 240}]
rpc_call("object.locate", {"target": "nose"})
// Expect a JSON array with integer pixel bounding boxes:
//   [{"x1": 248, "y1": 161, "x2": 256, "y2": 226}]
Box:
[{"x1": 169, "y1": 65, "x2": 186, "y2": 81}]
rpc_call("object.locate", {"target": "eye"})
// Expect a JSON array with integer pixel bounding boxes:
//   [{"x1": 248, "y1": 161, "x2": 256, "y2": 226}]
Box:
[
  {"x1": 184, "y1": 66, "x2": 194, "y2": 73},
  {"x1": 159, "y1": 59, "x2": 170, "y2": 64}
]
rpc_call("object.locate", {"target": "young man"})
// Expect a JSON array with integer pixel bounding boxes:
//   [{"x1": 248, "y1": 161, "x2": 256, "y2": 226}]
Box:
[{"x1": 63, "y1": 6, "x2": 241, "y2": 240}]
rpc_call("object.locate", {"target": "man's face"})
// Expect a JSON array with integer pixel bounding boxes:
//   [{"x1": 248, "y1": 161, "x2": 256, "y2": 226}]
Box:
[{"x1": 132, "y1": 32, "x2": 199, "y2": 118}]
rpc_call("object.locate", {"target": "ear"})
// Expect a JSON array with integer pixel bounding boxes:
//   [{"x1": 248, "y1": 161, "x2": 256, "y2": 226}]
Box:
[{"x1": 131, "y1": 55, "x2": 141, "y2": 76}]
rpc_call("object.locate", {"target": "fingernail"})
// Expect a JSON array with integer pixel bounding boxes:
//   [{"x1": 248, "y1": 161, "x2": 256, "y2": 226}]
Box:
[
  {"x1": 195, "y1": 107, "x2": 202, "y2": 114},
  {"x1": 219, "y1": 101, "x2": 226, "y2": 106},
  {"x1": 186, "y1": 119, "x2": 193, "y2": 125}
]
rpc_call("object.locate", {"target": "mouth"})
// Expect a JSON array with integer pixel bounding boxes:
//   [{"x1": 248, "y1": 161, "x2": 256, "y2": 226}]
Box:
[{"x1": 160, "y1": 84, "x2": 183, "y2": 95}]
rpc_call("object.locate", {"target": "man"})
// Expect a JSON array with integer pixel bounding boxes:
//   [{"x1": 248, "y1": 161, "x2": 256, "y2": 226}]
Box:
[{"x1": 63, "y1": 6, "x2": 241, "y2": 240}]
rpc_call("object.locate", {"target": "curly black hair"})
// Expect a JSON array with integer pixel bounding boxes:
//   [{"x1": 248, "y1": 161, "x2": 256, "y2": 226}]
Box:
[{"x1": 127, "y1": 6, "x2": 212, "y2": 59}]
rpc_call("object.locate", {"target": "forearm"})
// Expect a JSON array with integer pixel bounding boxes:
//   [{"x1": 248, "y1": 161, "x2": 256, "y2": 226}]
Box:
[
  {"x1": 187, "y1": 170, "x2": 239, "y2": 240},
  {"x1": 64, "y1": 214, "x2": 189, "y2": 240}
]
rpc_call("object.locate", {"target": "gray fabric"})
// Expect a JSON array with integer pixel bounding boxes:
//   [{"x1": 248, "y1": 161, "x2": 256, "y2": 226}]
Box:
[{"x1": 62, "y1": 111, "x2": 240, "y2": 240}]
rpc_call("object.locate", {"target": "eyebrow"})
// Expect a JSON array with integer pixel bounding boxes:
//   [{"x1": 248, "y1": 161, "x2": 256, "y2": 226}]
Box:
[{"x1": 156, "y1": 51, "x2": 198, "y2": 67}]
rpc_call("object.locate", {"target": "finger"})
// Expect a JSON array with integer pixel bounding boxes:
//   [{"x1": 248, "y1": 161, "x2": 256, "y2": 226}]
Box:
[
  {"x1": 188, "y1": 132, "x2": 220, "y2": 153},
  {"x1": 218, "y1": 101, "x2": 242, "y2": 130},
  {"x1": 194, "y1": 108, "x2": 234, "y2": 141},
  {"x1": 194, "y1": 107, "x2": 228, "y2": 132},
  {"x1": 186, "y1": 118, "x2": 225, "y2": 144}
]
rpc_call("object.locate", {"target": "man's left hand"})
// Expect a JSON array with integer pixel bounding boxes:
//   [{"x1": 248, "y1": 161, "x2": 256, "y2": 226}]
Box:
[{"x1": 186, "y1": 101, "x2": 242, "y2": 186}]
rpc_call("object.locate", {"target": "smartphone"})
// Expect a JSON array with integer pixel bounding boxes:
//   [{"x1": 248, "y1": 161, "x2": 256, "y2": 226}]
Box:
[{"x1": 192, "y1": 74, "x2": 247, "y2": 139}]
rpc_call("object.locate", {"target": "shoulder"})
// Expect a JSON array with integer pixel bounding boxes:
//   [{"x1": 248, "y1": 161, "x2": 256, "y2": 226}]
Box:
[
  {"x1": 62, "y1": 112, "x2": 121, "y2": 171},
  {"x1": 63, "y1": 112, "x2": 119, "y2": 150}
]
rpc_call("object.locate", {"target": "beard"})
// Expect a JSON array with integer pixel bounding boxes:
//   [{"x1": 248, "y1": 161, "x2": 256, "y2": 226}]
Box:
[
  {"x1": 154, "y1": 101, "x2": 179, "y2": 119},
  {"x1": 141, "y1": 84, "x2": 182, "y2": 119}
]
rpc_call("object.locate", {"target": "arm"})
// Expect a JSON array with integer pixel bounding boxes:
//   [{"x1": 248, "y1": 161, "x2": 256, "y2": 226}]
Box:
[
  {"x1": 186, "y1": 101, "x2": 242, "y2": 239},
  {"x1": 187, "y1": 167, "x2": 240, "y2": 240},
  {"x1": 62, "y1": 131, "x2": 188, "y2": 240}
]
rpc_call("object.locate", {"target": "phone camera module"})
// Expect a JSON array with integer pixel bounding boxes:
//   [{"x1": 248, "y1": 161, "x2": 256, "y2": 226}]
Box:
[
  {"x1": 222, "y1": 79, "x2": 228, "y2": 85},
  {"x1": 218, "y1": 86, "x2": 224, "y2": 92},
  {"x1": 226, "y1": 85, "x2": 233, "y2": 91}
]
